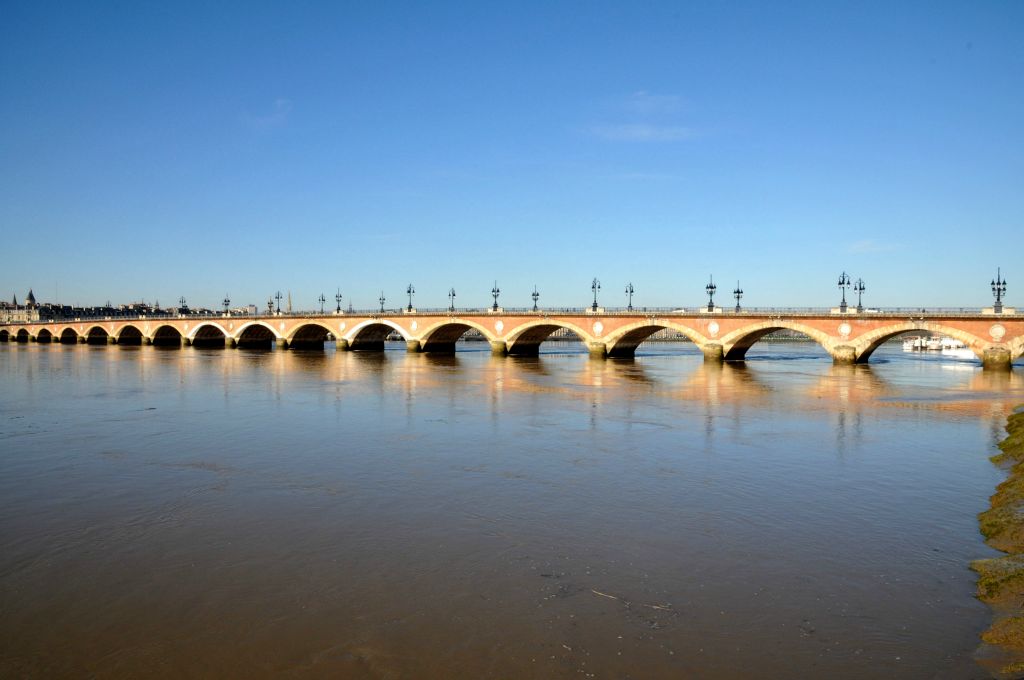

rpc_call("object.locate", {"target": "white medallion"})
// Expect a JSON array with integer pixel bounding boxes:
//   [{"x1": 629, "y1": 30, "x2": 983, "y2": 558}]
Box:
[
  {"x1": 838, "y1": 322, "x2": 851, "y2": 338},
  {"x1": 592, "y1": 321, "x2": 604, "y2": 335},
  {"x1": 991, "y1": 324, "x2": 1006, "y2": 341},
  {"x1": 338, "y1": 322, "x2": 346, "y2": 332},
  {"x1": 279, "y1": 322, "x2": 285, "y2": 331},
  {"x1": 495, "y1": 320, "x2": 504, "y2": 333},
  {"x1": 708, "y1": 321, "x2": 720, "y2": 337},
  {"x1": 411, "y1": 321, "x2": 418, "y2": 331},
  {"x1": 228, "y1": 322, "x2": 234, "y2": 330}
]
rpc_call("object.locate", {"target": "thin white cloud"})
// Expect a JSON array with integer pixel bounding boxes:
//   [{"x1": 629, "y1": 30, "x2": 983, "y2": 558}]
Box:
[
  {"x1": 589, "y1": 124, "x2": 696, "y2": 142},
  {"x1": 847, "y1": 239, "x2": 902, "y2": 254},
  {"x1": 623, "y1": 91, "x2": 685, "y2": 115},
  {"x1": 243, "y1": 98, "x2": 292, "y2": 131}
]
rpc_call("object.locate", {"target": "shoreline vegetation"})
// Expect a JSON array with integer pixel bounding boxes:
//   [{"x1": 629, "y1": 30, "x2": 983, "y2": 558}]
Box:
[{"x1": 974, "y1": 407, "x2": 1024, "y2": 678}]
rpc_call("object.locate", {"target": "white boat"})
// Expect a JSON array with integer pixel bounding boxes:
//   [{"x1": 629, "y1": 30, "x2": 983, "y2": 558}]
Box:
[
  {"x1": 902, "y1": 336, "x2": 924, "y2": 351},
  {"x1": 925, "y1": 337, "x2": 943, "y2": 351}
]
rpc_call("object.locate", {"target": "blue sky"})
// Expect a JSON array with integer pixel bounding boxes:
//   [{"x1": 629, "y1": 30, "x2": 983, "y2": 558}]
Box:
[{"x1": 1, "y1": 1, "x2": 1021, "y2": 310}]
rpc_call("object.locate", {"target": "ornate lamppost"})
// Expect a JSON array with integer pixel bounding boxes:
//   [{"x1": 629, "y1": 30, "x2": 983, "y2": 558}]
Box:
[
  {"x1": 318, "y1": 293, "x2": 326, "y2": 314},
  {"x1": 993, "y1": 268, "x2": 1007, "y2": 314},
  {"x1": 837, "y1": 272, "x2": 851, "y2": 313},
  {"x1": 448, "y1": 287, "x2": 456, "y2": 313},
  {"x1": 591, "y1": 278, "x2": 601, "y2": 312},
  {"x1": 179, "y1": 296, "x2": 187, "y2": 312},
  {"x1": 335, "y1": 289, "x2": 342, "y2": 313},
  {"x1": 733, "y1": 281, "x2": 743, "y2": 313},
  {"x1": 854, "y1": 278, "x2": 866, "y2": 313},
  {"x1": 266, "y1": 298, "x2": 274, "y2": 315},
  {"x1": 406, "y1": 284, "x2": 415, "y2": 312},
  {"x1": 491, "y1": 281, "x2": 501, "y2": 311},
  {"x1": 532, "y1": 285, "x2": 540, "y2": 312},
  {"x1": 222, "y1": 294, "x2": 230, "y2": 315},
  {"x1": 625, "y1": 282, "x2": 634, "y2": 312},
  {"x1": 705, "y1": 276, "x2": 716, "y2": 312},
  {"x1": 379, "y1": 291, "x2": 386, "y2": 313},
  {"x1": 274, "y1": 291, "x2": 282, "y2": 314}
]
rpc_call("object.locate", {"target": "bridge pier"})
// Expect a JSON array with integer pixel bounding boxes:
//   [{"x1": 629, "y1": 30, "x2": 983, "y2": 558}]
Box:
[
  {"x1": 106, "y1": 336, "x2": 116, "y2": 345},
  {"x1": 490, "y1": 340, "x2": 508, "y2": 356},
  {"x1": 831, "y1": 345, "x2": 856, "y2": 364},
  {"x1": 225, "y1": 337, "x2": 237, "y2": 349},
  {"x1": 336, "y1": 338, "x2": 350, "y2": 351},
  {"x1": 142, "y1": 336, "x2": 152, "y2": 345},
  {"x1": 587, "y1": 341, "x2": 607, "y2": 359},
  {"x1": 275, "y1": 338, "x2": 289, "y2": 350},
  {"x1": 77, "y1": 336, "x2": 87, "y2": 344},
  {"x1": 180, "y1": 337, "x2": 191, "y2": 347},
  {"x1": 983, "y1": 347, "x2": 1013, "y2": 371},
  {"x1": 701, "y1": 343, "x2": 724, "y2": 363},
  {"x1": 406, "y1": 340, "x2": 422, "y2": 353}
]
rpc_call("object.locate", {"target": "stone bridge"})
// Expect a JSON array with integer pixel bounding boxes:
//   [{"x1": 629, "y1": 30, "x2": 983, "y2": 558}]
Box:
[{"x1": 2, "y1": 310, "x2": 1022, "y2": 370}]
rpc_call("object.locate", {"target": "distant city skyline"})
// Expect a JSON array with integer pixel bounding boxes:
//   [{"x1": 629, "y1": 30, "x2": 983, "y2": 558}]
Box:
[{"x1": 2, "y1": 2, "x2": 1021, "y2": 309}]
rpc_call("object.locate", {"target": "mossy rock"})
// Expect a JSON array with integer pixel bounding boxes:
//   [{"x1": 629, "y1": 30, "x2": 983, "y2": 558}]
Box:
[
  {"x1": 993, "y1": 412, "x2": 1024, "y2": 465},
  {"x1": 973, "y1": 555, "x2": 1024, "y2": 603},
  {"x1": 983, "y1": 617, "x2": 1024, "y2": 648}
]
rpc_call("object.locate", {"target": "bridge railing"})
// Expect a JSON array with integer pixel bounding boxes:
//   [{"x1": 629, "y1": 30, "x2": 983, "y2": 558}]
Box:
[{"x1": 1, "y1": 306, "x2": 1006, "y2": 326}]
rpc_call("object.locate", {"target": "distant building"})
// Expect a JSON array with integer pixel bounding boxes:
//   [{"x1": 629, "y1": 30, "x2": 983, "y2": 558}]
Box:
[{"x1": 1, "y1": 290, "x2": 41, "y2": 323}]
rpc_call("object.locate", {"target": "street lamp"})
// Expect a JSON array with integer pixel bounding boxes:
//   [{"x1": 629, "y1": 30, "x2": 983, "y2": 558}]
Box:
[
  {"x1": 625, "y1": 282, "x2": 634, "y2": 311},
  {"x1": 379, "y1": 291, "x2": 386, "y2": 313},
  {"x1": 318, "y1": 293, "x2": 326, "y2": 314},
  {"x1": 274, "y1": 291, "x2": 282, "y2": 314},
  {"x1": 491, "y1": 281, "x2": 501, "y2": 311},
  {"x1": 705, "y1": 276, "x2": 717, "y2": 312},
  {"x1": 591, "y1": 278, "x2": 601, "y2": 312},
  {"x1": 222, "y1": 294, "x2": 230, "y2": 315},
  {"x1": 406, "y1": 284, "x2": 415, "y2": 312},
  {"x1": 837, "y1": 272, "x2": 851, "y2": 313},
  {"x1": 532, "y1": 285, "x2": 540, "y2": 312},
  {"x1": 448, "y1": 287, "x2": 456, "y2": 312},
  {"x1": 992, "y1": 267, "x2": 1007, "y2": 314},
  {"x1": 179, "y1": 296, "x2": 187, "y2": 312},
  {"x1": 335, "y1": 288, "x2": 342, "y2": 313},
  {"x1": 733, "y1": 281, "x2": 743, "y2": 313},
  {"x1": 854, "y1": 278, "x2": 866, "y2": 313},
  {"x1": 267, "y1": 298, "x2": 274, "y2": 315}
]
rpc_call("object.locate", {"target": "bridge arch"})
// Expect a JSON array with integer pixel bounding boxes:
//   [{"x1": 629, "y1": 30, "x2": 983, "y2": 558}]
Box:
[
  {"x1": 344, "y1": 319, "x2": 409, "y2": 351},
  {"x1": 151, "y1": 324, "x2": 183, "y2": 346},
  {"x1": 234, "y1": 321, "x2": 279, "y2": 349},
  {"x1": 287, "y1": 322, "x2": 334, "y2": 350},
  {"x1": 604, "y1": 320, "x2": 711, "y2": 358},
  {"x1": 35, "y1": 328, "x2": 53, "y2": 343},
  {"x1": 115, "y1": 324, "x2": 144, "y2": 345},
  {"x1": 85, "y1": 325, "x2": 110, "y2": 344},
  {"x1": 190, "y1": 322, "x2": 227, "y2": 348},
  {"x1": 852, "y1": 323, "x2": 985, "y2": 363},
  {"x1": 719, "y1": 321, "x2": 834, "y2": 362},
  {"x1": 58, "y1": 328, "x2": 79, "y2": 344},
  {"x1": 0, "y1": 329, "x2": 9, "y2": 342},
  {"x1": 504, "y1": 319, "x2": 594, "y2": 356},
  {"x1": 14, "y1": 328, "x2": 29, "y2": 342},
  {"x1": 418, "y1": 319, "x2": 496, "y2": 353}
]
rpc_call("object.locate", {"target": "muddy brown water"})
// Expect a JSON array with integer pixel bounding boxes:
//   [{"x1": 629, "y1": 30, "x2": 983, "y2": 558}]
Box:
[{"x1": 1, "y1": 341, "x2": 1022, "y2": 678}]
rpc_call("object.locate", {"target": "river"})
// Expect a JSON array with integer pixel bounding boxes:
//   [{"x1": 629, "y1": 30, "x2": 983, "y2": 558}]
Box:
[{"x1": 1, "y1": 341, "x2": 1022, "y2": 678}]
